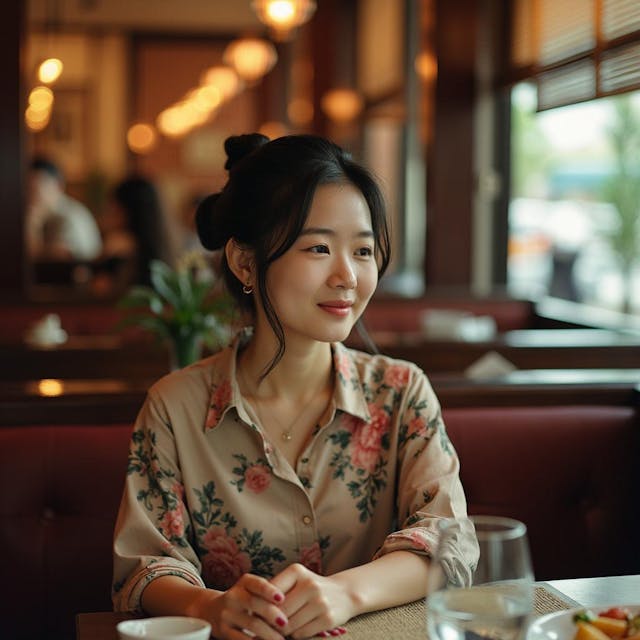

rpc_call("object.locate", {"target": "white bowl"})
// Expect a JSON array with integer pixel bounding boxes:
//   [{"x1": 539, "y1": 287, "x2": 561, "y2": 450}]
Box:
[{"x1": 117, "y1": 616, "x2": 211, "y2": 640}]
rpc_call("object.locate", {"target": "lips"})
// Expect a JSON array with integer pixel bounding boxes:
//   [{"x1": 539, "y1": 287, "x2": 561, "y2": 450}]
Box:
[
  {"x1": 318, "y1": 300, "x2": 354, "y2": 317},
  {"x1": 319, "y1": 300, "x2": 354, "y2": 309}
]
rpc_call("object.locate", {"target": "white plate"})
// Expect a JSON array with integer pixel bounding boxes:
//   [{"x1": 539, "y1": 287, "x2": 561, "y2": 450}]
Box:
[{"x1": 528, "y1": 605, "x2": 640, "y2": 640}]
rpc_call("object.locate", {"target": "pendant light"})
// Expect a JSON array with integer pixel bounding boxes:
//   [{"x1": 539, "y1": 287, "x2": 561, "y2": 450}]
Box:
[{"x1": 251, "y1": 0, "x2": 316, "y2": 40}]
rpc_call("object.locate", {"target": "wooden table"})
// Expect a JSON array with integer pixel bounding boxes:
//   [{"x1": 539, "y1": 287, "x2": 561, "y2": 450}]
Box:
[{"x1": 76, "y1": 575, "x2": 640, "y2": 640}]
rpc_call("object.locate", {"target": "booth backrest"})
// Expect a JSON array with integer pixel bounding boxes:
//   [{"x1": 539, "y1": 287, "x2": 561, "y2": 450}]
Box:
[
  {"x1": 445, "y1": 405, "x2": 640, "y2": 581},
  {"x1": 1, "y1": 403, "x2": 638, "y2": 639},
  {"x1": 0, "y1": 424, "x2": 132, "y2": 640},
  {"x1": 359, "y1": 296, "x2": 537, "y2": 334}
]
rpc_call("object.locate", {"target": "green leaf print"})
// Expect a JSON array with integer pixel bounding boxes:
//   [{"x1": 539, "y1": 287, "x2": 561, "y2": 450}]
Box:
[
  {"x1": 190, "y1": 481, "x2": 284, "y2": 580},
  {"x1": 193, "y1": 482, "x2": 224, "y2": 527}
]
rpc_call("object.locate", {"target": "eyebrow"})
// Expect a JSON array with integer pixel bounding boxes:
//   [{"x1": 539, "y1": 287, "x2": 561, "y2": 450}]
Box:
[{"x1": 299, "y1": 227, "x2": 375, "y2": 239}]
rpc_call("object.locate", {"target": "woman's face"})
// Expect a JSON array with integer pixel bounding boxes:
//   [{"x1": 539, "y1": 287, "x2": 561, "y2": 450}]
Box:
[{"x1": 258, "y1": 182, "x2": 379, "y2": 346}]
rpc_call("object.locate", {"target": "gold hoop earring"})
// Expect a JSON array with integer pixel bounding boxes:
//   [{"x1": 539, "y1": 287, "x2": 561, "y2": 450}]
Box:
[{"x1": 242, "y1": 282, "x2": 253, "y2": 295}]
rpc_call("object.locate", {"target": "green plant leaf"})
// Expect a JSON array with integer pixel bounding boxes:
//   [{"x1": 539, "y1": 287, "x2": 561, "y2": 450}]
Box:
[{"x1": 149, "y1": 260, "x2": 182, "y2": 308}]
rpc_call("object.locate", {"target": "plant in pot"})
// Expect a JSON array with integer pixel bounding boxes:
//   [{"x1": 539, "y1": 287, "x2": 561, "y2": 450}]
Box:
[{"x1": 118, "y1": 253, "x2": 235, "y2": 369}]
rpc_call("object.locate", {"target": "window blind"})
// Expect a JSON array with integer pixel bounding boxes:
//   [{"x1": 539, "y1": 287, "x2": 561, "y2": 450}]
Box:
[
  {"x1": 509, "y1": 0, "x2": 640, "y2": 110},
  {"x1": 538, "y1": 0, "x2": 594, "y2": 66}
]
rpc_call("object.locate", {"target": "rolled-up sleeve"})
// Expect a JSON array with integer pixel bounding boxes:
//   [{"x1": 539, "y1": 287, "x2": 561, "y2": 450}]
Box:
[
  {"x1": 112, "y1": 392, "x2": 205, "y2": 612},
  {"x1": 373, "y1": 369, "x2": 478, "y2": 584}
]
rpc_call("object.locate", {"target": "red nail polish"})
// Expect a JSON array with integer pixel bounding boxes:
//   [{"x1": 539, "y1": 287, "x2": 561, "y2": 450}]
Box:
[
  {"x1": 273, "y1": 592, "x2": 284, "y2": 603},
  {"x1": 329, "y1": 630, "x2": 340, "y2": 637},
  {"x1": 276, "y1": 616, "x2": 287, "y2": 627}
]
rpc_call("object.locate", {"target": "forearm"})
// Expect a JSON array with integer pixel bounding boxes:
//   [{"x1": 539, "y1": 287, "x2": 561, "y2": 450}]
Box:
[
  {"x1": 141, "y1": 575, "x2": 221, "y2": 620},
  {"x1": 331, "y1": 550, "x2": 430, "y2": 617}
]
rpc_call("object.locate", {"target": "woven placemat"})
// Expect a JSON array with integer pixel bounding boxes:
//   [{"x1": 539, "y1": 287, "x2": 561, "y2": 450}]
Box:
[{"x1": 342, "y1": 585, "x2": 574, "y2": 640}]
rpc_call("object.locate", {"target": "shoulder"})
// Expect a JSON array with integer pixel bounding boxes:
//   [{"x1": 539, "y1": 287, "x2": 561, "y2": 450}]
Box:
[
  {"x1": 147, "y1": 348, "x2": 229, "y2": 413},
  {"x1": 341, "y1": 344, "x2": 426, "y2": 384},
  {"x1": 340, "y1": 345, "x2": 425, "y2": 377}
]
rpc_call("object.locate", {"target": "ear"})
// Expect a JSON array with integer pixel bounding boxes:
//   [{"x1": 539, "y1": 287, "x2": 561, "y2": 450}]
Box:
[{"x1": 225, "y1": 238, "x2": 255, "y2": 288}]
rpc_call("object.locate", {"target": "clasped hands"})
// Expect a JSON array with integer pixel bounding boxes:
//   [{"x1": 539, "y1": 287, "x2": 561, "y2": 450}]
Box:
[{"x1": 209, "y1": 563, "x2": 352, "y2": 640}]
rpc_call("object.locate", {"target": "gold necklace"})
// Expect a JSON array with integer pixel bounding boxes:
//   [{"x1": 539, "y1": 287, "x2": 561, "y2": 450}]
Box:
[
  {"x1": 251, "y1": 398, "x2": 310, "y2": 442},
  {"x1": 238, "y1": 365, "x2": 328, "y2": 443}
]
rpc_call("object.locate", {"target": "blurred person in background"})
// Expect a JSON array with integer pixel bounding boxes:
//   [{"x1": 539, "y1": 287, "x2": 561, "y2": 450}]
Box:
[
  {"x1": 26, "y1": 155, "x2": 103, "y2": 261},
  {"x1": 101, "y1": 175, "x2": 174, "y2": 287}
]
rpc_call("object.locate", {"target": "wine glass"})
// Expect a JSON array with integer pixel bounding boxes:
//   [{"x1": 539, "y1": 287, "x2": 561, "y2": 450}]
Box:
[{"x1": 426, "y1": 515, "x2": 535, "y2": 640}]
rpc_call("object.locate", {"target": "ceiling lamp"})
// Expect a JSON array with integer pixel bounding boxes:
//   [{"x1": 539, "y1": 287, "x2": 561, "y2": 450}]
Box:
[
  {"x1": 251, "y1": 0, "x2": 316, "y2": 40},
  {"x1": 200, "y1": 65, "x2": 243, "y2": 102},
  {"x1": 321, "y1": 88, "x2": 364, "y2": 123},
  {"x1": 25, "y1": 85, "x2": 54, "y2": 131},
  {"x1": 223, "y1": 37, "x2": 278, "y2": 84},
  {"x1": 127, "y1": 123, "x2": 158, "y2": 154},
  {"x1": 37, "y1": 57, "x2": 64, "y2": 85}
]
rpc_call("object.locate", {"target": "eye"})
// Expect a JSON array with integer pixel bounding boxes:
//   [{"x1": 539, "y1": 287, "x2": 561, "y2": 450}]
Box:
[
  {"x1": 307, "y1": 244, "x2": 330, "y2": 254},
  {"x1": 355, "y1": 246, "x2": 374, "y2": 257}
]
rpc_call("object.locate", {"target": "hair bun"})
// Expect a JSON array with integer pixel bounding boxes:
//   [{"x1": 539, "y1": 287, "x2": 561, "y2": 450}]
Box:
[
  {"x1": 224, "y1": 133, "x2": 269, "y2": 171},
  {"x1": 195, "y1": 193, "x2": 228, "y2": 250}
]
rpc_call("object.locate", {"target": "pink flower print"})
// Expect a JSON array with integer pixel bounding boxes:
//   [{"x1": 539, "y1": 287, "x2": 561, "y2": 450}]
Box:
[
  {"x1": 202, "y1": 526, "x2": 227, "y2": 549},
  {"x1": 350, "y1": 404, "x2": 390, "y2": 473},
  {"x1": 342, "y1": 413, "x2": 362, "y2": 433},
  {"x1": 336, "y1": 352, "x2": 352, "y2": 380},
  {"x1": 160, "y1": 504, "x2": 185, "y2": 539},
  {"x1": 150, "y1": 458, "x2": 163, "y2": 479},
  {"x1": 300, "y1": 541, "x2": 323, "y2": 574},
  {"x1": 171, "y1": 482, "x2": 185, "y2": 500},
  {"x1": 244, "y1": 464, "x2": 271, "y2": 494},
  {"x1": 160, "y1": 539, "x2": 174, "y2": 554},
  {"x1": 405, "y1": 529, "x2": 429, "y2": 553},
  {"x1": 205, "y1": 380, "x2": 232, "y2": 430},
  {"x1": 408, "y1": 415, "x2": 427, "y2": 437},
  {"x1": 202, "y1": 528, "x2": 252, "y2": 589},
  {"x1": 383, "y1": 365, "x2": 410, "y2": 389}
]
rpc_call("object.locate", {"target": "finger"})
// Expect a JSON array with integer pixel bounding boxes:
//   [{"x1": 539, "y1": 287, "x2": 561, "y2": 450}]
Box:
[
  {"x1": 270, "y1": 562, "x2": 308, "y2": 595},
  {"x1": 318, "y1": 628, "x2": 347, "y2": 637},
  {"x1": 240, "y1": 591, "x2": 289, "y2": 629},
  {"x1": 242, "y1": 572, "x2": 287, "y2": 605},
  {"x1": 222, "y1": 609, "x2": 285, "y2": 640}
]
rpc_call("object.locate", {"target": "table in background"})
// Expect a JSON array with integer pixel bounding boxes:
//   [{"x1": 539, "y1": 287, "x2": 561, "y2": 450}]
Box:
[{"x1": 76, "y1": 575, "x2": 640, "y2": 640}]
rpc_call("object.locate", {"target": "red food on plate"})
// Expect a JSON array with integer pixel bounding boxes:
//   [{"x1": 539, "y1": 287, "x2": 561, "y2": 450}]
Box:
[{"x1": 600, "y1": 609, "x2": 632, "y2": 622}]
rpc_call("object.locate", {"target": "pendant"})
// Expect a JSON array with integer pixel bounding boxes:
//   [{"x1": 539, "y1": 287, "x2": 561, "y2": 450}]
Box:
[{"x1": 282, "y1": 430, "x2": 293, "y2": 442}]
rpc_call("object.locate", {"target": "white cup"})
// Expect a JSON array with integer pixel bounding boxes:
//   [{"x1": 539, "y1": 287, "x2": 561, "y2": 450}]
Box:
[{"x1": 117, "y1": 616, "x2": 211, "y2": 640}]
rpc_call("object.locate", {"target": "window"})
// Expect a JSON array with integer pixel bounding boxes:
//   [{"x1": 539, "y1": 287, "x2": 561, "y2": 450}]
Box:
[{"x1": 508, "y1": 83, "x2": 640, "y2": 313}]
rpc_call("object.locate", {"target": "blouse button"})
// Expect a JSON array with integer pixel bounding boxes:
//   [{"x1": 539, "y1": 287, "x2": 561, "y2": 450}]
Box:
[{"x1": 302, "y1": 515, "x2": 312, "y2": 526}]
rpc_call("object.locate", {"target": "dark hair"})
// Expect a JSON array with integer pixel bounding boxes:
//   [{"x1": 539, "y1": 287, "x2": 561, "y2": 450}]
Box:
[
  {"x1": 196, "y1": 133, "x2": 391, "y2": 374},
  {"x1": 114, "y1": 176, "x2": 169, "y2": 286},
  {"x1": 31, "y1": 156, "x2": 63, "y2": 182}
]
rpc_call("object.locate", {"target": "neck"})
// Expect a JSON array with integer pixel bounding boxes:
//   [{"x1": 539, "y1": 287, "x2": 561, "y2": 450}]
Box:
[{"x1": 238, "y1": 333, "x2": 333, "y2": 401}]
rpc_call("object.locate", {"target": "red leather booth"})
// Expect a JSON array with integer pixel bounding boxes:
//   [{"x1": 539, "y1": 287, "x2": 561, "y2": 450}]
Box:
[{"x1": 1, "y1": 403, "x2": 638, "y2": 639}]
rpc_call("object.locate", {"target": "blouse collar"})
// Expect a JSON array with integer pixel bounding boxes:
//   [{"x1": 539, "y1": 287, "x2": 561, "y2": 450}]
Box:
[{"x1": 204, "y1": 331, "x2": 371, "y2": 433}]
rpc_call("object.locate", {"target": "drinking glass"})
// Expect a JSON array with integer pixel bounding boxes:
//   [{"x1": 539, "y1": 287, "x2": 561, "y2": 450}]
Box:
[{"x1": 426, "y1": 515, "x2": 534, "y2": 640}]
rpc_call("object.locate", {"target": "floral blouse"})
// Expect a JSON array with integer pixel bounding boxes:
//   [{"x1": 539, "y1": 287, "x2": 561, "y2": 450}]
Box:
[{"x1": 112, "y1": 332, "x2": 476, "y2": 612}]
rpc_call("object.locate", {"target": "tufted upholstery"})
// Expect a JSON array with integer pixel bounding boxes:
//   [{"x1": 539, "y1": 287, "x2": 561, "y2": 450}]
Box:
[{"x1": 1, "y1": 404, "x2": 638, "y2": 639}]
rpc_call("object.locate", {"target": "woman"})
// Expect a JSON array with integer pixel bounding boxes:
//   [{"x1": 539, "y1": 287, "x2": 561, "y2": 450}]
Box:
[{"x1": 112, "y1": 134, "x2": 477, "y2": 640}]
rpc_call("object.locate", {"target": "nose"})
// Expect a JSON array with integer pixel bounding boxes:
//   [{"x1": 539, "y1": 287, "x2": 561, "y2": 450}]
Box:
[{"x1": 330, "y1": 254, "x2": 357, "y2": 289}]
